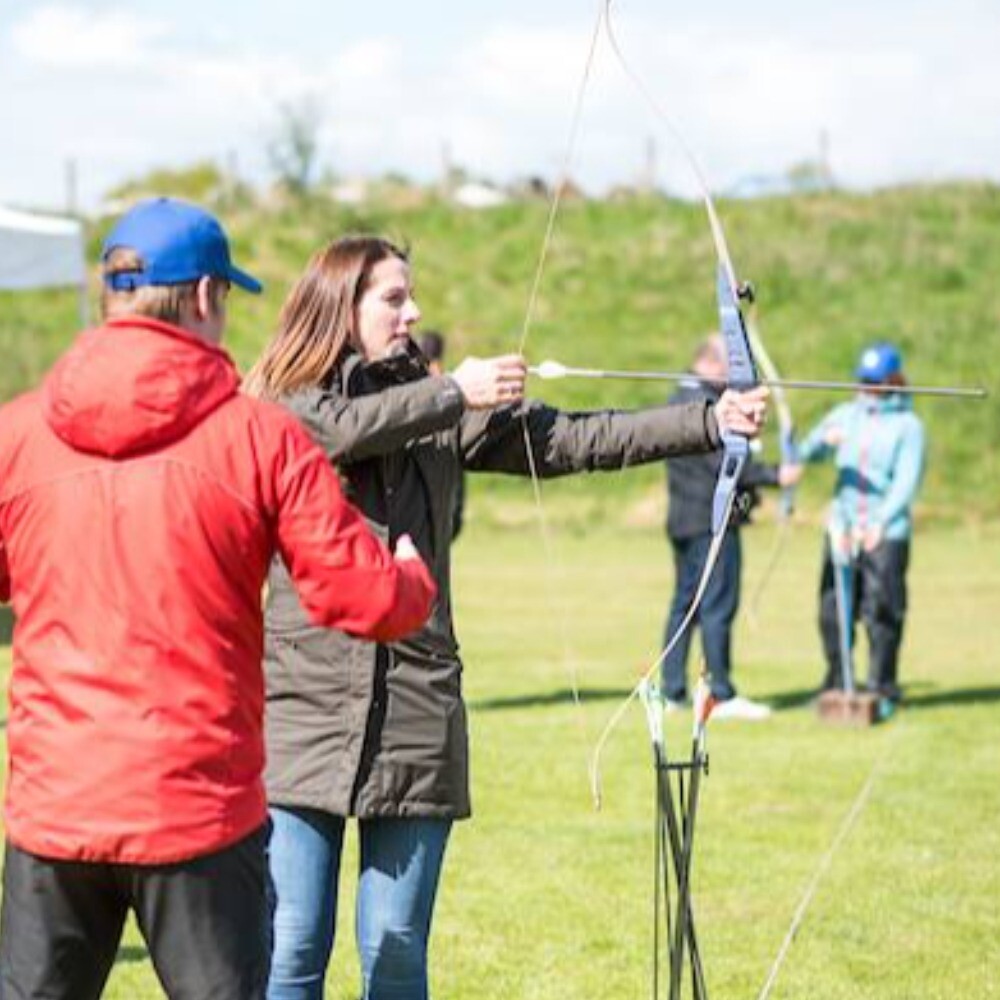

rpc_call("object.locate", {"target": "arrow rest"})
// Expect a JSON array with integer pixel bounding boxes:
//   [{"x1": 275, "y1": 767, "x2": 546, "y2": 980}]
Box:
[{"x1": 734, "y1": 491, "x2": 754, "y2": 519}]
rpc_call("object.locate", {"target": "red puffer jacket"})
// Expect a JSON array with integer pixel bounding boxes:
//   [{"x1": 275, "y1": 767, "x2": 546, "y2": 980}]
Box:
[{"x1": 0, "y1": 316, "x2": 435, "y2": 864}]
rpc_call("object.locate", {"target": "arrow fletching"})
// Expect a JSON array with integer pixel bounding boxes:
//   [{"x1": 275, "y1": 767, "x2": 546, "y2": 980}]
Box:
[
  {"x1": 692, "y1": 675, "x2": 718, "y2": 740},
  {"x1": 534, "y1": 360, "x2": 568, "y2": 380}
]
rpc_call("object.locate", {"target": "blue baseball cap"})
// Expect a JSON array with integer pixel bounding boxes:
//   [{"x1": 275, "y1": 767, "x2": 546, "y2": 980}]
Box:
[
  {"x1": 855, "y1": 342, "x2": 902, "y2": 383},
  {"x1": 101, "y1": 197, "x2": 262, "y2": 294}
]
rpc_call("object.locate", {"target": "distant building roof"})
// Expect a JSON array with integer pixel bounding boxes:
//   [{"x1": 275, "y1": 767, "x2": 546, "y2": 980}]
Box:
[
  {"x1": 452, "y1": 182, "x2": 508, "y2": 209},
  {"x1": 330, "y1": 179, "x2": 369, "y2": 205}
]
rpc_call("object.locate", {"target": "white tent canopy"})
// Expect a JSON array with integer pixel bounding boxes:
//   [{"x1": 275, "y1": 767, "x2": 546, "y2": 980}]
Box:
[
  {"x1": 0, "y1": 205, "x2": 86, "y2": 291},
  {"x1": 0, "y1": 204, "x2": 89, "y2": 324}
]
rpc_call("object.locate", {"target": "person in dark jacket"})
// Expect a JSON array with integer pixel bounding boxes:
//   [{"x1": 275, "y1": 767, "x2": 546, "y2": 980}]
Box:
[
  {"x1": 661, "y1": 334, "x2": 796, "y2": 720},
  {"x1": 244, "y1": 237, "x2": 769, "y2": 1000},
  {"x1": 0, "y1": 200, "x2": 436, "y2": 1000}
]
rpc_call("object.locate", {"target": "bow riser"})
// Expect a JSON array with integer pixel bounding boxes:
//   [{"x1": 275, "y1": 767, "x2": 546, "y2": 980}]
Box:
[
  {"x1": 713, "y1": 265, "x2": 759, "y2": 533},
  {"x1": 716, "y1": 266, "x2": 759, "y2": 391}
]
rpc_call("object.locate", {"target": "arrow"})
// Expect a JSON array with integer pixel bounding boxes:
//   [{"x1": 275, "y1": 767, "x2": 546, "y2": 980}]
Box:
[{"x1": 530, "y1": 360, "x2": 987, "y2": 399}]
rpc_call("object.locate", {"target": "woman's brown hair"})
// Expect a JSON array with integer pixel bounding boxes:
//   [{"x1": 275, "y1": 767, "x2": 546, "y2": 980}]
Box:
[{"x1": 243, "y1": 236, "x2": 407, "y2": 400}]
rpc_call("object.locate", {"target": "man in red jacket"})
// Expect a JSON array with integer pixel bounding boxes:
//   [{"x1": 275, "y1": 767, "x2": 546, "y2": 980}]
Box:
[{"x1": 0, "y1": 198, "x2": 436, "y2": 1000}]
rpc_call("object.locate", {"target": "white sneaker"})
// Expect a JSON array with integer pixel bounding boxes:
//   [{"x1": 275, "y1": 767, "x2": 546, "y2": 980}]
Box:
[
  {"x1": 664, "y1": 699, "x2": 687, "y2": 714},
  {"x1": 711, "y1": 695, "x2": 772, "y2": 721}
]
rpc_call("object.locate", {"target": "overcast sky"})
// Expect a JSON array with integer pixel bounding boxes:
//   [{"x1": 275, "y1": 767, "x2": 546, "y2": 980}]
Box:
[{"x1": 3, "y1": 0, "x2": 999, "y2": 211}]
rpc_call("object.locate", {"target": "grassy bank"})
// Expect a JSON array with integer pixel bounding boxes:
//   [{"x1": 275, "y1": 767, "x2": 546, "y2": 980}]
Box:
[{"x1": 1, "y1": 182, "x2": 998, "y2": 517}]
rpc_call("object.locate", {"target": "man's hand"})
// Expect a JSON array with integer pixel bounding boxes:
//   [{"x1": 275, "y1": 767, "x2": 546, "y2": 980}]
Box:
[
  {"x1": 393, "y1": 534, "x2": 421, "y2": 562},
  {"x1": 861, "y1": 524, "x2": 884, "y2": 553},
  {"x1": 778, "y1": 463, "x2": 803, "y2": 488},
  {"x1": 830, "y1": 527, "x2": 855, "y2": 561},
  {"x1": 451, "y1": 355, "x2": 527, "y2": 410},
  {"x1": 713, "y1": 386, "x2": 769, "y2": 438},
  {"x1": 823, "y1": 425, "x2": 846, "y2": 447}
]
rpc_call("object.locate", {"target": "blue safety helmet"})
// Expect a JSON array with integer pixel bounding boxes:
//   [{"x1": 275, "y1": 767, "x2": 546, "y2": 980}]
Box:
[{"x1": 855, "y1": 342, "x2": 902, "y2": 383}]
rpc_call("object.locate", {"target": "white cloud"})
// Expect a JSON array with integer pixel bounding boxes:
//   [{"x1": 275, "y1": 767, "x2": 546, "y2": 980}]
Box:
[
  {"x1": 304, "y1": 10, "x2": 1000, "y2": 195},
  {"x1": 331, "y1": 38, "x2": 399, "y2": 86},
  {"x1": 11, "y1": 4, "x2": 170, "y2": 72},
  {"x1": 456, "y1": 25, "x2": 602, "y2": 109},
  {"x1": 183, "y1": 50, "x2": 331, "y2": 109}
]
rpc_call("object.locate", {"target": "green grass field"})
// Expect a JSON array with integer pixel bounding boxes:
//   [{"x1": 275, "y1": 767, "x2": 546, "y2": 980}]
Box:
[{"x1": 1, "y1": 512, "x2": 997, "y2": 999}]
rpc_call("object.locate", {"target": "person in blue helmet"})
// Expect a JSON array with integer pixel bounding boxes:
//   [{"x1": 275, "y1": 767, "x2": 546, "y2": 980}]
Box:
[{"x1": 788, "y1": 342, "x2": 926, "y2": 703}]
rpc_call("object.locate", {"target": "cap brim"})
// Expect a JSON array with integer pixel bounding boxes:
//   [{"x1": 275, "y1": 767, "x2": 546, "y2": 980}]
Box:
[{"x1": 229, "y1": 265, "x2": 263, "y2": 294}]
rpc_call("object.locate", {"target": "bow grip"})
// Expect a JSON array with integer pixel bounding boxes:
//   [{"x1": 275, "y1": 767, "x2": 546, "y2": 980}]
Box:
[{"x1": 712, "y1": 433, "x2": 750, "y2": 534}]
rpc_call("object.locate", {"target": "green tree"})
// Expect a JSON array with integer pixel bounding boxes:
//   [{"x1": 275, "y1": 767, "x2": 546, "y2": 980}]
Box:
[{"x1": 267, "y1": 98, "x2": 324, "y2": 196}]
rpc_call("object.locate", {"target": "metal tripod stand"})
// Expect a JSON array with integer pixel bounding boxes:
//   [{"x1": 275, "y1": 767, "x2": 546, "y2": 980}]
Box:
[{"x1": 643, "y1": 680, "x2": 711, "y2": 1000}]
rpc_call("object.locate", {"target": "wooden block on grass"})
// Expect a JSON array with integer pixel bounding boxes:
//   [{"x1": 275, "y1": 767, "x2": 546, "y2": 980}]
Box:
[{"x1": 816, "y1": 690, "x2": 881, "y2": 727}]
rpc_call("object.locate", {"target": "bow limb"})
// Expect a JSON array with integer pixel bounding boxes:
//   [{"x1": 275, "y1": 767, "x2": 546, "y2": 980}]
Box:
[{"x1": 745, "y1": 304, "x2": 798, "y2": 515}]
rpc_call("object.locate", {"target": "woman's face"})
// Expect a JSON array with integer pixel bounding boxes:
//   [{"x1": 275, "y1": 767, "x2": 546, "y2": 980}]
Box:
[{"x1": 354, "y1": 255, "x2": 421, "y2": 361}]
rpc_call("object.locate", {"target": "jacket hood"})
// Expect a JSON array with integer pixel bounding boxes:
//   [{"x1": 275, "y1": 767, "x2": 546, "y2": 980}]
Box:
[
  {"x1": 43, "y1": 316, "x2": 241, "y2": 458},
  {"x1": 336, "y1": 341, "x2": 429, "y2": 394}
]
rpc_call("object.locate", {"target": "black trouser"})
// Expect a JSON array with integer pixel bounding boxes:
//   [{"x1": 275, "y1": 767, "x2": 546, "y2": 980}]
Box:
[
  {"x1": 661, "y1": 531, "x2": 741, "y2": 701},
  {"x1": 818, "y1": 538, "x2": 910, "y2": 700},
  {"x1": 0, "y1": 825, "x2": 271, "y2": 1000}
]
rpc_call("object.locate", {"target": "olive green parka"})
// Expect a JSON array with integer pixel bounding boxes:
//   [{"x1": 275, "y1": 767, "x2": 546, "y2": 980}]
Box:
[{"x1": 263, "y1": 346, "x2": 721, "y2": 819}]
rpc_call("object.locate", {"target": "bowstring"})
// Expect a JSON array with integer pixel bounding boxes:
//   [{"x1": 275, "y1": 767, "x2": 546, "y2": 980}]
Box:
[
  {"x1": 588, "y1": 488, "x2": 737, "y2": 807},
  {"x1": 518, "y1": 0, "x2": 607, "y2": 355},
  {"x1": 587, "y1": 1, "x2": 750, "y2": 806},
  {"x1": 515, "y1": 0, "x2": 608, "y2": 770}
]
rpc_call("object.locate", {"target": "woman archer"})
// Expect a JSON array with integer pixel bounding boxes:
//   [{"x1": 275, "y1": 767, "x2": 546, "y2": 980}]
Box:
[{"x1": 245, "y1": 235, "x2": 768, "y2": 1000}]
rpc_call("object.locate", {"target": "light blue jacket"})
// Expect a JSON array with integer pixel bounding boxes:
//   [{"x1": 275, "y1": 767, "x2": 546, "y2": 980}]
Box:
[{"x1": 798, "y1": 394, "x2": 926, "y2": 541}]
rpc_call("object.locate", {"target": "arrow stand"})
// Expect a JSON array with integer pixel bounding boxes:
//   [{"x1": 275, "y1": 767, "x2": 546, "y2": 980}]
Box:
[
  {"x1": 817, "y1": 530, "x2": 881, "y2": 727},
  {"x1": 650, "y1": 738, "x2": 709, "y2": 1000}
]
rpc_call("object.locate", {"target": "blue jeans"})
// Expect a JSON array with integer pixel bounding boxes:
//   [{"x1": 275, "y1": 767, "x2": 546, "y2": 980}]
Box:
[
  {"x1": 660, "y1": 531, "x2": 741, "y2": 701},
  {"x1": 267, "y1": 807, "x2": 451, "y2": 1000}
]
